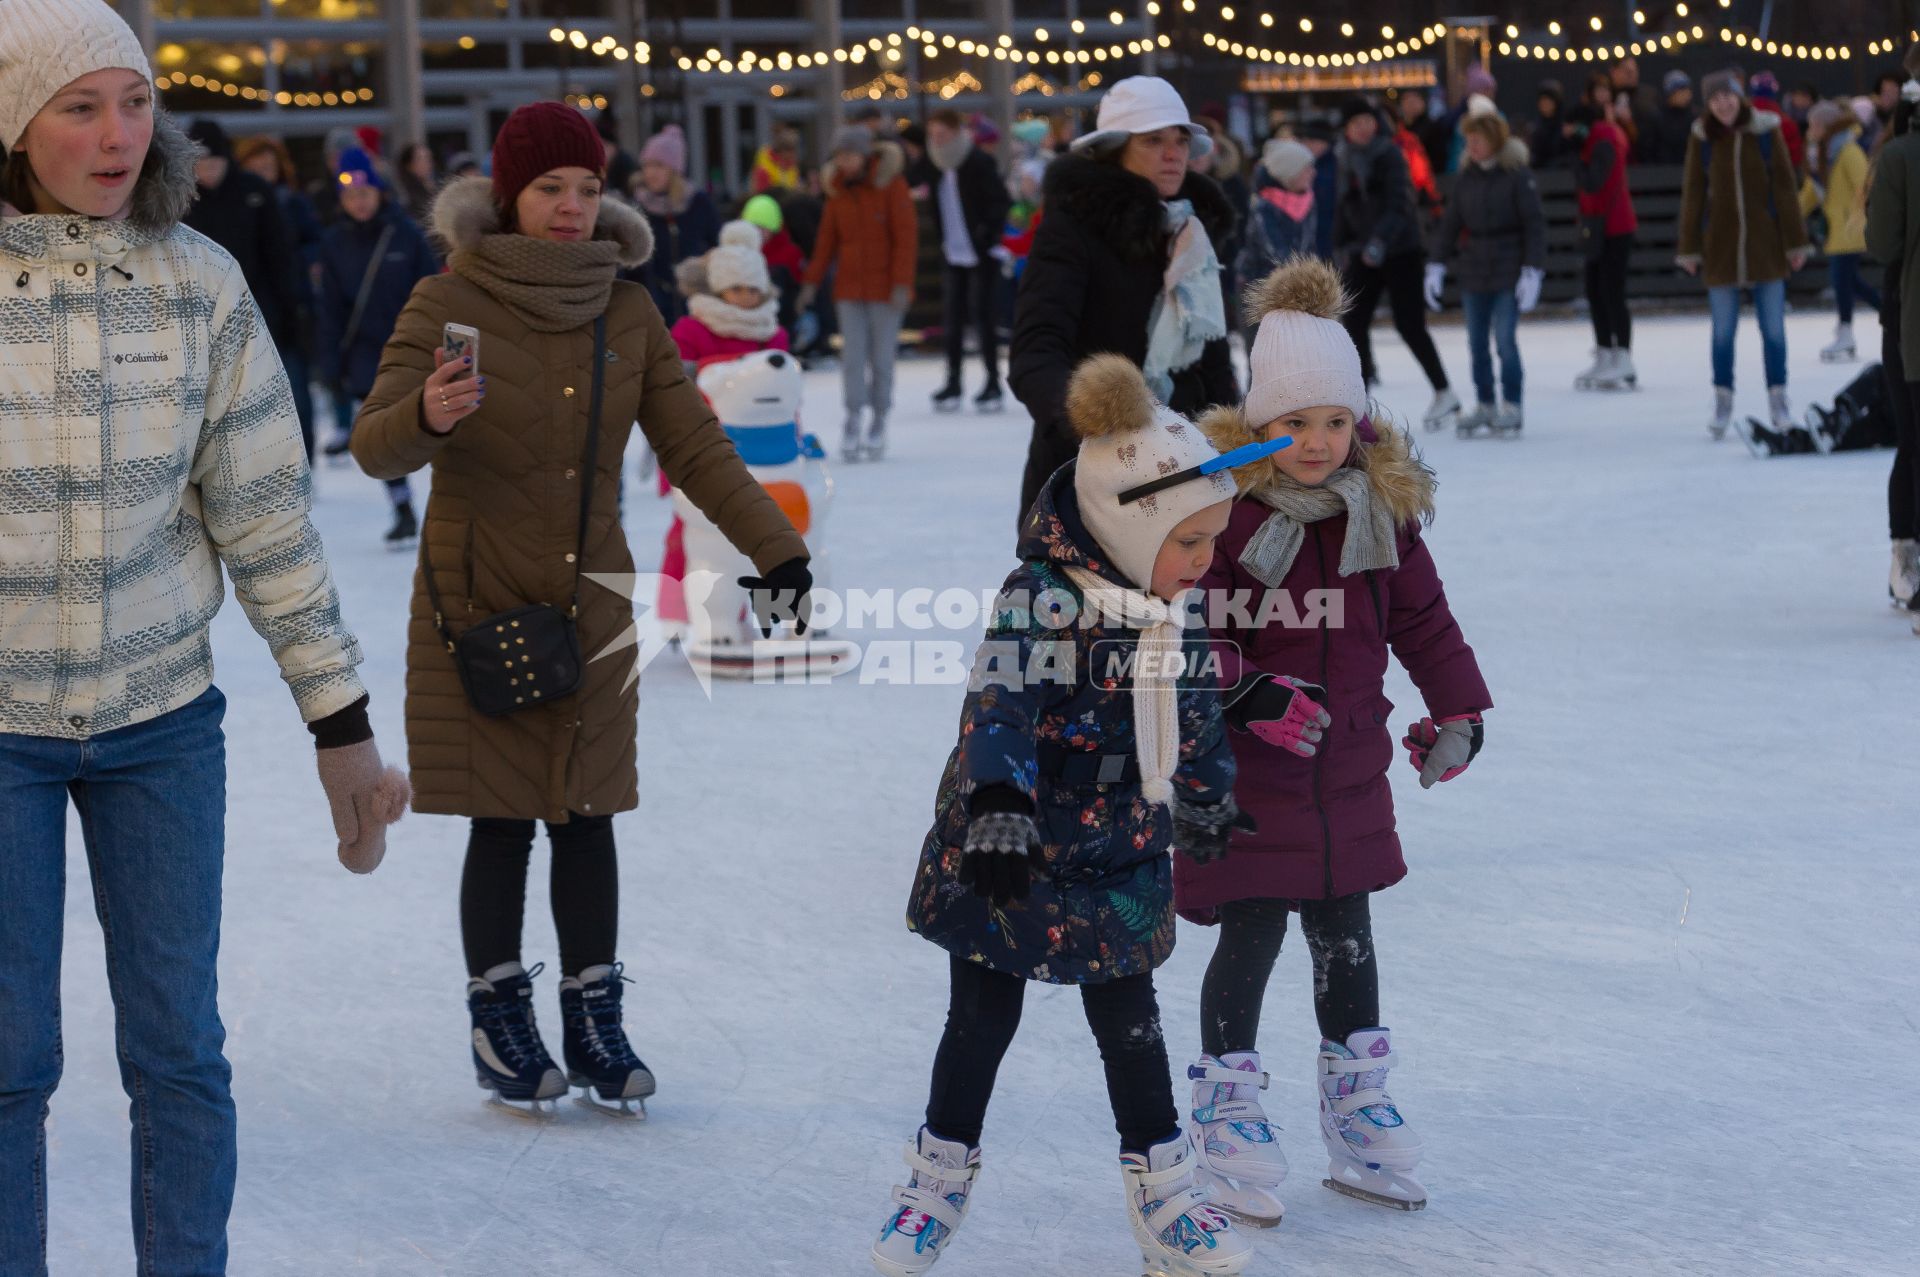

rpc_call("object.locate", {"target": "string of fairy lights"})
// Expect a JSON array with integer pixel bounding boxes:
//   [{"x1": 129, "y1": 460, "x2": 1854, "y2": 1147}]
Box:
[{"x1": 153, "y1": 5, "x2": 1920, "y2": 111}]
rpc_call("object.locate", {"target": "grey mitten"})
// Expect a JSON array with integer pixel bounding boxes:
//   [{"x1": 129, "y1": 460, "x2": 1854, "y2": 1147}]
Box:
[
  {"x1": 1172, "y1": 794, "x2": 1258, "y2": 866},
  {"x1": 314, "y1": 738, "x2": 411, "y2": 873}
]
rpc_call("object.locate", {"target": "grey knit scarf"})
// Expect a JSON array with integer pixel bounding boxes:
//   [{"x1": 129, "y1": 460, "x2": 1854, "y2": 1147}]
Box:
[
  {"x1": 1239, "y1": 466, "x2": 1400, "y2": 587},
  {"x1": 450, "y1": 233, "x2": 621, "y2": 333}
]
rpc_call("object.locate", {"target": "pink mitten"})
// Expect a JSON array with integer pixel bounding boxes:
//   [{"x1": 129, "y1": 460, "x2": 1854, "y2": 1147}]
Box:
[{"x1": 314, "y1": 738, "x2": 412, "y2": 873}]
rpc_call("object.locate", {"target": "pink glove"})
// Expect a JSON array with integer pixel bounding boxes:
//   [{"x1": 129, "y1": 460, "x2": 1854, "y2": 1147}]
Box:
[
  {"x1": 314, "y1": 738, "x2": 412, "y2": 873},
  {"x1": 1401, "y1": 713, "x2": 1484, "y2": 789},
  {"x1": 1225, "y1": 673, "x2": 1332, "y2": 757}
]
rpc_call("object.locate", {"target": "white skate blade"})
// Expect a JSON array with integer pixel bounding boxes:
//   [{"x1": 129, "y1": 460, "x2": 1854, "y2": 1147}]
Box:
[
  {"x1": 483, "y1": 1092, "x2": 560, "y2": 1120},
  {"x1": 1137, "y1": 1248, "x2": 1251, "y2": 1277},
  {"x1": 572, "y1": 1088, "x2": 649, "y2": 1119},
  {"x1": 689, "y1": 638, "x2": 860, "y2": 682},
  {"x1": 1323, "y1": 1163, "x2": 1427, "y2": 1211},
  {"x1": 1194, "y1": 1165, "x2": 1284, "y2": 1227}
]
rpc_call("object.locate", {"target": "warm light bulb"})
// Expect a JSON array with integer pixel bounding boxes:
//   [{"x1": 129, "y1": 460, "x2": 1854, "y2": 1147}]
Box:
[
  {"x1": 1340, "y1": 23, "x2": 1354, "y2": 38},
  {"x1": 1548, "y1": 21, "x2": 1560, "y2": 36},
  {"x1": 1299, "y1": 17, "x2": 1312, "y2": 32},
  {"x1": 1590, "y1": 16, "x2": 1603, "y2": 30}
]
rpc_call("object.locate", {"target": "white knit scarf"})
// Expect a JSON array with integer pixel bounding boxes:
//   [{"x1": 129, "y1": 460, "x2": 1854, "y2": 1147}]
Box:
[
  {"x1": 687, "y1": 291, "x2": 781, "y2": 342},
  {"x1": 1141, "y1": 199, "x2": 1227, "y2": 402},
  {"x1": 1062, "y1": 565, "x2": 1185, "y2": 807}
]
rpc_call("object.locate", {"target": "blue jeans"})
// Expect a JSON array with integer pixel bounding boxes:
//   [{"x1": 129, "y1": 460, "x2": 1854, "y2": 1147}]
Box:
[
  {"x1": 1461, "y1": 289, "x2": 1523, "y2": 405},
  {"x1": 1708, "y1": 280, "x2": 1788, "y2": 390},
  {"x1": 0, "y1": 687, "x2": 234, "y2": 1276},
  {"x1": 1827, "y1": 253, "x2": 1881, "y2": 325}
]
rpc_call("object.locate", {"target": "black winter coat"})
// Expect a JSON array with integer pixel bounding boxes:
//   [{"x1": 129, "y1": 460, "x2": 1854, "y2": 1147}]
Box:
[
  {"x1": 938, "y1": 146, "x2": 1014, "y2": 261},
  {"x1": 1430, "y1": 138, "x2": 1547, "y2": 293},
  {"x1": 183, "y1": 166, "x2": 302, "y2": 349},
  {"x1": 1010, "y1": 155, "x2": 1240, "y2": 525},
  {"x1": 1334, "y1": 131, "x2": 1423, "y2": 265},
  {"x1": 314, "y1": 203, "x2": 442, "y2": 399},
  {"x1": 632, "y1": 189, "x2": 721, "y2": 326}
]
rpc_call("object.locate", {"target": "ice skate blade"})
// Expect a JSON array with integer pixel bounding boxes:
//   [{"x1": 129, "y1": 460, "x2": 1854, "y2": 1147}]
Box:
[
  {"x1": 482, "y1": 1092, "x2": 561, "y2": 1120},
  {"x1": 1322, "y1": 1172, "x2": 1427, "y2": 1211},
  {"x1": 1215, "y1": 1202, "x2": 1284, "y2": 1229},
  {"x1": 1821, "y1": 351, "x2": 1856, "y2": 363},
  {"x1": 572, "y1": 1089, "x2": 649, "y2": 1119},
  {"x1": 1137, "y1": 1250, "x2": 1249, "y2": 1277}
]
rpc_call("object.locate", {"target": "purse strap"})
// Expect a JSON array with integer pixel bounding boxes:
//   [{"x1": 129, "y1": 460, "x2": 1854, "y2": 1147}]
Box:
[{"x1": 421, "y1": 313, "x2": 609, "y2": 649}]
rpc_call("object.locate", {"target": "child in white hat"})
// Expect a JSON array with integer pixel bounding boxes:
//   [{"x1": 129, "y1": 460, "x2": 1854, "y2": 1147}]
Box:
[
  {"x1": 876, "y1": 354, "x2": 1285, "y2": 1277},
  {"x1": 1173, "y1": 257, "x2": 1492, "y2": 1217}
]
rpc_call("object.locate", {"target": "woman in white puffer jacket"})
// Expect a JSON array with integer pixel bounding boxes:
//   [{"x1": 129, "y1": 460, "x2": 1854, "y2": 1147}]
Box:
[{"x1": 0, "y1": 2, "x2": 405, "y2": 1271}]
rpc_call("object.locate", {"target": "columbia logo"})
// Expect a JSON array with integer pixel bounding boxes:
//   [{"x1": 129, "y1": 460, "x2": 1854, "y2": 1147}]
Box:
[{"x1": 113, "y1": 352, "x2": 169, "y2": 365}]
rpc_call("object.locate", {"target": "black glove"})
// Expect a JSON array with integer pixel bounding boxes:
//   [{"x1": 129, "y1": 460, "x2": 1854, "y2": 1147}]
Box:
[
  {"x1": 1172, "y1": 794, "x2": 1258, "y2": 867},
  {"x1": 958, "y1": 805, "x2": 1043, "y2": 906},
  {"x1": 736, "y1": 556, "x2": 812, "y2": 637}
]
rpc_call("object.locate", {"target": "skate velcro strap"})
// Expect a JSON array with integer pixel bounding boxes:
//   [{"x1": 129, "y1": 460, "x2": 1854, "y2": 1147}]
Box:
[
  {"x1": 1141, "y1": 1186, "x2": 1214, "y2": 1236},
  {"x1": 891, "y1": 1184, "x2": 965, "y2": 1233},
  {"x1": 902, "y1": 1145, "x2": 979, "y2": 1184},
  {"x1": 1187, "y1": 1063, "x2": 1270, "y2": 1088},
  {"x1": 1324, "y1": 1051, "x2": 1395, "y2": 1074},
  {"x1": 1330, "y1": 1086, "x2": 1392, "y2": 1117},
  {"x1": 1203, "y1": 1098, "x2": 1267, "y2": 1122}
]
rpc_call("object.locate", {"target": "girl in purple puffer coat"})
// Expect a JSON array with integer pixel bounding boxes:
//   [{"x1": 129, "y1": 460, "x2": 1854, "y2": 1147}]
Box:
[{"x1": 1174, "y1": 257, "x2": 1492, "y2": 1220}]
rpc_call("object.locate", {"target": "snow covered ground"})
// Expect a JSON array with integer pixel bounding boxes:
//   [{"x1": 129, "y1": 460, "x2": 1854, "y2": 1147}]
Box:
[{"x1": 42, "y1": 309, "x2": 1918, "y2": 1276}]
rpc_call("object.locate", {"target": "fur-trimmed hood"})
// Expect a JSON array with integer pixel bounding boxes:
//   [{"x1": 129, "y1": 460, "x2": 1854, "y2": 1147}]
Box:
[
  {"x1": 1694, "y1": 106, "x2": 1781, "y2": 142},
  {"x1": 1, "y1": 109, "x2": 197, "y2": 242},
  {"x1": 1489, "y1": 136, "x2": 1531, "y2": 170},
  {"x1": 429, "y1": 175, "x2": 654, "y2": 268},
  {"x1": 1196, "y1": 403, "x2": 1436, "y2": 525},
  {"x1": 821, "y1": 139, "x2": 906, "y2": 198},
  {"x1": 1042, "y1": 152, "x2": 1238, "y2": 266}
]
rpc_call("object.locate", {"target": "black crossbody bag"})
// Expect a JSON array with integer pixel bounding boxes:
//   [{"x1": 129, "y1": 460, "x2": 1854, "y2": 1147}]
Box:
[{"x1": 421, "y1": 315, "x2": 607, "y2": 717}]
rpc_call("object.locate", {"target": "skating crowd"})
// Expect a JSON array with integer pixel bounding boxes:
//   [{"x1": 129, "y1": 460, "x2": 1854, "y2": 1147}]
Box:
[{"x1": 0, "y1": 2, "x2": 1913, "y2": 1274}]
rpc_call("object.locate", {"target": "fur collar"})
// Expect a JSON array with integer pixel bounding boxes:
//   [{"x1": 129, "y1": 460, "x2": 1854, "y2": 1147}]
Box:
[
  {"x1": 821, "y1": 140, "x2": 906, "y2": 198},
  {"x1": 1198, "y1": 405, "x2": 1436, "y2": 526},
  {"x1": 1042, "y1": 153, "x2": 1236, "y2": 266},
  {"x1": 130, "y1": 111, "x2": 200, "y2": 235},
  {"x1": 430, "y1": 175, "x2": 653, "y2": 268},
  {"x1": 1694, "y1": 107, "x2": 1781, "y2": 142}
]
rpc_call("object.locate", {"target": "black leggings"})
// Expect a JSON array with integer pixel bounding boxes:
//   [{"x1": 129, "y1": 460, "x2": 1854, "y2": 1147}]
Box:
[
  {"x1": 926, "y1": 955, "x2": 1179, "y2": 1153},
  {"x1": 1585, "y1": 232, "x2": 1635, "y2": 351},
  {"x1": 942, "y1": 262, "x2": 1001, "y2": 387},
  {"x1": 459, "y1": 815, "x2": 618, "y2": 978},
  {"x1": 1344, "y1": 252, "x2": 1450, "y2": 392},
  {"x1": 1199, "y1": 893, "x2": 1381, "y2": 1056}
]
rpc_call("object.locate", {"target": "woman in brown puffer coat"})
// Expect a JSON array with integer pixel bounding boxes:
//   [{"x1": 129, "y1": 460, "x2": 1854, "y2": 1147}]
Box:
[
  {"x1": 351, "y1": 102, "x2": 809, "y2": 1113},
  {"x1": 1676, "y1": 69, "x2": 1810, "y2": 440}
]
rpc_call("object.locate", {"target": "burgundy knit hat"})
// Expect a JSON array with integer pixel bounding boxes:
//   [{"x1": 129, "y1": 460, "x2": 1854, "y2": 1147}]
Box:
[{"x1": 490, "y1": 101, "x2": 607, "y2": 212}]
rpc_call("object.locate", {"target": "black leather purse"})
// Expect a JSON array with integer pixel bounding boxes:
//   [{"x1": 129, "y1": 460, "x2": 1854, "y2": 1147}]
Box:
[{"x1": 422, "y1": 315, "x2": 607, "y2": 718}]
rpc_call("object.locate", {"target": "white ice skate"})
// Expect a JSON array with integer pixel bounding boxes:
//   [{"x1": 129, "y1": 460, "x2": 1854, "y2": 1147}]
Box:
[
  {"x1": 1821, "y1": 322, "x2": 1857, "y2": 363},
  {"x1": 1188, "y1": 1054, "x2": 1287, "y2": 1227},
  {"x1": 1493, "y1": 401, "x2": 1523, "y2": 437},
  {"x1": 1454, "y1": 401, "x2": 1494, "y2": 438},
  {"x1": 1317, "y1": 1029, "x2": 1427, "y2": 1211},
  {"x1": 1709, "y1": 387, "x2": 1735, "y2": 441},
  {"x1": 1421, "y1": 388, "x2": 1461, "y2": 432},
  {"x1": 863, "y1": 415, "x2": 888, "y2": 462},
  {"x1": 1767, "y1": 386, "x2": 1793, "y2": 433},
  {"x1": 1572, "y1": 347, "x2": 1607, "y2": 389},
  {"x1": 1590, "y1": 347, "x2": 1637, "y2": 391},
  {"x1": 1121, "y1": 1130, "x2": 1251, "y2": 1276},
  {"x1": 841, "y1": 412, "x2": 864, "y2": 463},
  {"x1": 1891, "y1": 539, "x2": 1919, "y2": 609},
  {"x1": 871, "y1": 1128, "x2": 979, "y2": 1277}
]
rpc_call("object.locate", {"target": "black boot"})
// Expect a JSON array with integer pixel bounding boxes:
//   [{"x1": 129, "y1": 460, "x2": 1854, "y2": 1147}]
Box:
[
  {"x1": 932, "y1": 381, "x2": 963, "y2": 413},
  {"x1": 384, "y1": 500, "x2": 417, "y2": 550}
]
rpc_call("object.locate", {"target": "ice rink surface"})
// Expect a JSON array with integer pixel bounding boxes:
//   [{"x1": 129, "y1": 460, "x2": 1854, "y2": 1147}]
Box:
[{"x1": 42, "y1": 309, "x2": 1918, "y2": 1275}]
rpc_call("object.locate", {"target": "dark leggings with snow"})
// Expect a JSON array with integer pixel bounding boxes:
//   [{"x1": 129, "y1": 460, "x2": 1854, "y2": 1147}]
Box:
[
  {"x1": 1887, "y1": 279, "x2": 1920, "y2": 541},
  {"x1": 459, "y1": 815, "x2": 618, "y2": 978},
  {"x1": 1199, "y1": 893, "x2": 1381, "y2": 1056},
  {"x1": 926, "y1": 954, "x2": 1179, "y2": 1153}
]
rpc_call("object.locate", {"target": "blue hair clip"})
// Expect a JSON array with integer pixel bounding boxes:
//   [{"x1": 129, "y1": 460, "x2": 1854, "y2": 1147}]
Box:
[{"x1": 1117, "y1": 436, "x2": 1292, "y2": 505}]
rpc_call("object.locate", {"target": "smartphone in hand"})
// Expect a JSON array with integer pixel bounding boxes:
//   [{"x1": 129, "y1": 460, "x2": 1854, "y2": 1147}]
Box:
[{"x1": 442, "y1": 322, "x2": 480, "y2": 380}]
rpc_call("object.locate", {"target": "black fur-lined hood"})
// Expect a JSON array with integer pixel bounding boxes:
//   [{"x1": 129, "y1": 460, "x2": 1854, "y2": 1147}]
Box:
[{"x1": 1042, "y1": 153, "x2": 1237, "y2": 266}]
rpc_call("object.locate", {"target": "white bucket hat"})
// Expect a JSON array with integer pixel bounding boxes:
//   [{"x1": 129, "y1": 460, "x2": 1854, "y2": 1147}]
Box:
[{"x1": 1070, "y1": 76, "x2": 1212, "y2": 158}]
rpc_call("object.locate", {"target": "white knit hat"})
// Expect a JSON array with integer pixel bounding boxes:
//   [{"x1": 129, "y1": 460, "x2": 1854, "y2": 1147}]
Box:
[
  {"x1": 1243, "y1": 257, "x2": 1369, "y2": 429},
  {"x1": 0, "y1": 0, "x2": 152, "y2": 152},
  {"x1": 1069, "y1": 354, "x2": 1235, "y2": 592},
  {"x1": 717, "y1": 218, "x2": 762, "y2": 251},
  {"x1": 1071, "y1": 76, "x2": 1213, "y2": 159},
  {"x1": 706, "y1": 243, "x2": 771, "y2": 297}
]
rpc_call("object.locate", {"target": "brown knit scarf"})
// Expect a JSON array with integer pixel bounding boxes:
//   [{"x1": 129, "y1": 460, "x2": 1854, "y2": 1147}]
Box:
[{"x1": 449, "y1": 233, "x2": 621, "y2": 333}]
